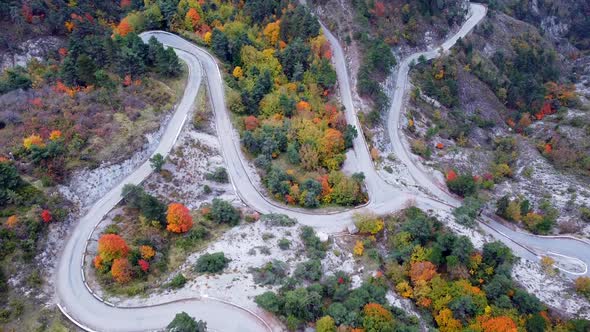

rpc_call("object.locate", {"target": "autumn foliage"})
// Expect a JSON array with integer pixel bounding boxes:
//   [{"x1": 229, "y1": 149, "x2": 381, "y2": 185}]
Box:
[
  {"x1": 49, "y1": 130, "x2": 62, "y2": 141},
  {"x1": 409, "y1": 261, "x2": 437, "y2": 284},
  {"x1": 23, "y1": 134, "x2": 44, "y2": 150},
  {"x1": 478, "y1": 316, "x2": 518, "y2": 332},
  {"x1": 6, "y1": 215, "x2": 18, "y2": 228},
  {"x1": 97, "y1": 234, "x2": 129, "y2": 262},
  {"x1": 114, "y1": 18, "x2": 132, "y2": 36},
  {"x1": 111, "y1": 258, "x2": 132, "y2": 283},
  {"x1": 166, "y1": 203, "x2": 193, "y2": 233},
  {"x1": 138, "y1": 259, "x2": 150, "y2": 272},
  {"x1": 140, "y1": 245, "x2": 156, "y2": 260},
  {"x1": 185, "y1": 8, "x2": 201, "y2": 30},
  {"x1": 40, "y1": 209, "x2": 52, "y2": 223},
  {"x1": 363, "y1": 303, "x2": 393, "y2": 321},
  {"x1": 244, "y1": 115, "x2": 259, "y2": 131},
  {"x1": 446, "y1": 170, "x2": 457, "y2": 181}
]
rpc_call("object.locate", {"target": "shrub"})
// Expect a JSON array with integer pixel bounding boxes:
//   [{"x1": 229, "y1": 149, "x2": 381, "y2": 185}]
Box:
[
  {"x1": 411, "y1": 139, "x2": 431, "y2": 158},
  {"x1": 452, "y1": 196, "x2": 483, "y2": 228},
  {"x1": 300, "y1": 226, "x2": 327, "y2": 259},
  {"x1": 167, "y1": 274, "x2": 187, "y2": 289},
  {"x1": 255, "y1": 291, "x2": 282, "y2": 313},
  {"x1": 122, "y1": 184, "x2": 166, "y2": 223},
  {"x1": 210, "y1": 199, "x2": 240, "y2": 225},
  {"x1": 111, "y1": 258, "x2": 132, "y2": 283},
  {"x1": 261, "y1": 213, "x2": 297, "y2": 226},
  {"x1": 203, "y1": 185, "x2": 212, "y2": 194},
  {"x1": 250, "y1": 260, "x2": 288, "y2": 285},
  {"x1": 175, "y1": 226, "x2": 210, "y2": 251},
  {"x1": 575, "y1": 277, "x2": 590, "y2": 298},
  {"x1": 354, "y1": 240, "x2": 364, "y2": 256},
  {"x1": 103, "y1": 224, "x2": 121, "y2": 234},
  {"x1": 354, "y1": 213, "x2": 384, "y2": 235},
  {"x1": 194, "y1": 252, "x2": 229, "y2": 273},
  {"x1": 446, "y1": 173, "x2": 477, "y2": 197},
  {"x1": 278, "y1": 238, "x2": 291, "y2": 250},
  {"x1": 205, "y1": 167, "x2": 229, "y2": 183},
  {"x1": 294, "y1": 259, "x2": 322, "y2": 281}
]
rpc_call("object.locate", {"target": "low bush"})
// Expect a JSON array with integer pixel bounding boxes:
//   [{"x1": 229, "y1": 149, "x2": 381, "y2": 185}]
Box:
[
  {"x1": 167, "y1": 274, "x2": 187, "y2": 289},
  {"x1": 205, "y1": 167, "x2": 229, "y2": 183},
  {"x1": 194, "y1": 252, "x2": 229, "y2": 274},
  {"x1": 209, "y1": 199, "x2": 240, "y2": 225},
  {"x1": 250, "y1": 260, "x2": 288, "y2": 285}
]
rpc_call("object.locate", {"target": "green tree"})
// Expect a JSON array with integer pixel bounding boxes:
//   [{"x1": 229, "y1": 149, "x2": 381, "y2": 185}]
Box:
[
  {"x1": 452, "y1": 196, "x2": 482, "y2": 228},
  {"x1": 0, "y1": 162, "x2": 21, "y2": 206},
  {"x1": 446, "y1": 174, "x2": 477, "y2": 197},
  {"x1": 211, "y1": 29, "x2": 229, "y2": 62},
  {"x1": 525, "y1": 313, "x2": 547, "y2": 332},
  {"x1": 294, "y1": 259, "x2": 322, "y2": 281},
  {"x1": 60, "y1": 56, "x2": 79, "y2": 86},
  {"x1": 343, "y1": 125, "x2": 358, "y2": 149},
  {"x1": 166, "y1": 312, "x2": 207, "y2": 332},
  {"x1": 316, "y1": 316, "x2": 336, "y2": 332},
  {"x1": 210, "y1": 199, "x2": 240, "y2": 225},
  {"x1": 75, "y1": 54, "x2": 97, "y2": 85},
  {"x1": 280, "y1": 38, "x2": 311, "y2": 80},
  {"x1": 150, "y1": 153, "x2": 165, "y2": 172},
  {"x1": 255, "y1": 291, "x2": 283, "y2": 313}
]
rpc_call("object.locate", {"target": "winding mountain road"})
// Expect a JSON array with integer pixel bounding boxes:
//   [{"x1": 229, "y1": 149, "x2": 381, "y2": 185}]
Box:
[{"x1": 55, "y1": 4, "x2": 590, "y2": 331}]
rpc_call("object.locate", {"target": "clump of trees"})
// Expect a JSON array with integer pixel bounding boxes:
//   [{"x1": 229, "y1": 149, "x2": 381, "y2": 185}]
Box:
[
  {"x1": 94, "y1": 233, "x2": 157, "y2": 284},
  {"x1": 496, "y1": 195, "x2": 557, "y2": 234},
  {"x1": 122, "y1": 184, "x2": 167, "y2": 226},
  {"x1": 383, "y1": 207, "x2": 580, "y2": 331},
  {"x1": 445, "y1": 170, "x2": 477, "y2": 197},
  {"x1": 255, "y1": 275, "x2": 419, "y2": 331}
]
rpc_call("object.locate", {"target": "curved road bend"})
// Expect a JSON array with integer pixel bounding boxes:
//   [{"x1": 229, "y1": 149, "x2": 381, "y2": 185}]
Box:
[
  {"x1": 384, "y1": 3, "x2": 590, "y2": 275},
  {"x1": 55, "y1": 6, "x2": 590, "y2": 332}
]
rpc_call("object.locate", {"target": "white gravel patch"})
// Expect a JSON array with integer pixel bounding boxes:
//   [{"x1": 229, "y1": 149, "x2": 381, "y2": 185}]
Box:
[{"x1": 512, "y1": 259, "x2": 590, "y2": 319}]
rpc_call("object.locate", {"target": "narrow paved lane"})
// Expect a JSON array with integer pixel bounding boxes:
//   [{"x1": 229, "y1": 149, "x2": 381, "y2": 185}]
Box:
[{"x1": 56, "y1": 5, "x2": 590, "y2": 331}]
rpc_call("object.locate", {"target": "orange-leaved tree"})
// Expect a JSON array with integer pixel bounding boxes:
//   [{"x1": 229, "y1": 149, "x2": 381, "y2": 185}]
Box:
[
  {"x1": 49, "y1": 130, "x2": 62, "y2": 141},
  {"x1": 362, "y1": 303, "x2": 394, "y2": 331},
  {"x1": 478, "y1": 315, "x2": 518, "y2": 332},
  {"x1": 6, "y1": 215, "x2": 18, "y2": 228},
  {"x1": 98, "y1": 234, "x2": 129, "y2": 262},
  {"x1": 111, "y1": 258, "x2": 132, "y2": 283},
  {"x1": 166, "y1": 203, "x2": 193, "y2": 233},
  {"x1": 410, "y1": 261, "x2": 437, "y2": 284},
  {"x1": 23, "y1": 134, "x2": 44, "y2": 150},
  {"x1": 185, "y1": 7, "x2": 201, "y2": 31},
  {"x1": 114, "y1": 18, "x2": 132, "y2": 36},
  {"x1": 139, "y1": 245, "x2": 156, "y2": 260}
]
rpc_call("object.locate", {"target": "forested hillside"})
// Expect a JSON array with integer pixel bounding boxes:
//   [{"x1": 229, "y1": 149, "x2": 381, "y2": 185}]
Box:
[{"x1": 0, "y1": 1, "x2": 185, "y2": 329}]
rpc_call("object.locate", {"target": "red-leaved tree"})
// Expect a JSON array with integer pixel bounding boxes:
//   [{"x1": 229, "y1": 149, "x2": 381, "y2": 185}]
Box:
[{"x1": 41, "y1": 209, "x2": 52, "y2": 223}]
